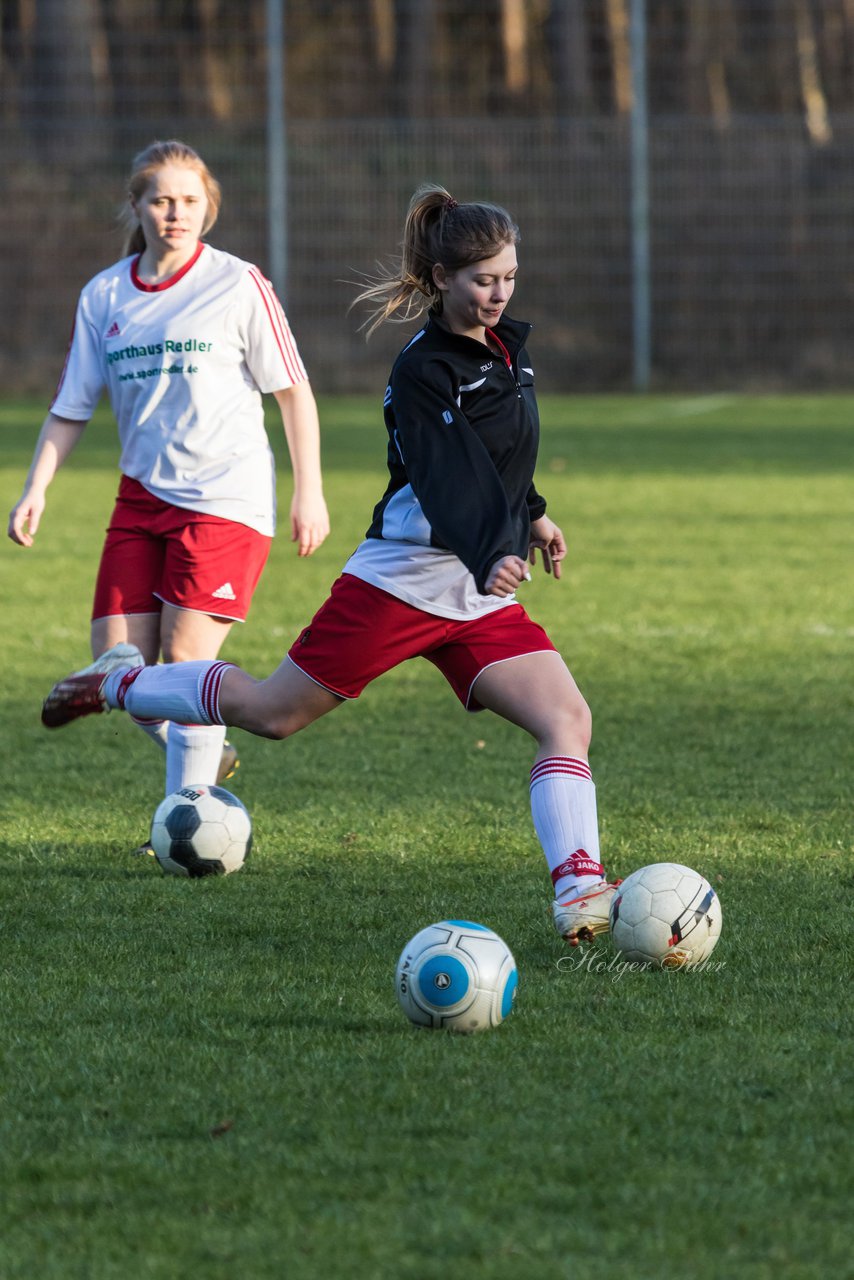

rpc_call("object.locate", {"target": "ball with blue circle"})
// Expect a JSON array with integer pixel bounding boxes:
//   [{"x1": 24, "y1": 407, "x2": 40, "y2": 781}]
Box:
[{"x1": 395, "y1": 920, "x2": 518, "y2": 1033}]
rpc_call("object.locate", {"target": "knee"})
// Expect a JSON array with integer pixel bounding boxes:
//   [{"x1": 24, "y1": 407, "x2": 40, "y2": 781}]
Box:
[
  {"x1": 256, "y1": 715, "x2": 295, "y2": 742},
  {"x1": 247, "y1": 705, "x2": 315, "y2": 742},
  {"x1": 229, "y1": 671, "x2": 339, "y2": 741},
  {"x1": 570, "y1": 694, "x2": 593, "y2": 751},
  {"x1": 551, "y1": 691, "x2": 592, "y2": 754}
]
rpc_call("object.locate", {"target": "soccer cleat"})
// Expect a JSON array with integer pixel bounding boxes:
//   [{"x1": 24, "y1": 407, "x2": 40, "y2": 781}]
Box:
[
  {"x1": 216, "y1": 739, "x2": 240, "y2": 784},
  {"x1": 553, "y1": 879, "x2": 623, "y2": 947},
  {"x1": 131, "y1": 841, "x2": 156, "y2": 858},
  {"x1": 41, "y1": 642, "x2": 144, "y2": 729}
]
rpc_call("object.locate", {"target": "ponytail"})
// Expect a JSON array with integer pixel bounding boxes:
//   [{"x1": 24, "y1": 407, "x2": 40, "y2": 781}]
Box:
[
  {"x1": 353, "y1": 183, "x2": 519, "y2": 336},
  {"x1": 125, "y1": 225, "x2": 147, "y2": 257}
]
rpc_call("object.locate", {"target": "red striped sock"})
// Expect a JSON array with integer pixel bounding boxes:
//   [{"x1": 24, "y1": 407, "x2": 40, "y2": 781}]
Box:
[
  {"x1": 105, "y1": 660, "x2": 232, "y2": 727},
  {"x1": 529, "y1": 756, "x2": 604, "y2": 900}
]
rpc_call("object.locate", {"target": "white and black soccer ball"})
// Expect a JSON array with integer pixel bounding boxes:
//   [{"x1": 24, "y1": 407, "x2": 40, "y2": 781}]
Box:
[
  {"x1": 150, "y1": 784, "x2": 252, "y2": 878},
  {"x1": 395, "y1": 920, "x2": 518, "y2": 1033},
  {"x1": 609, "y1": 862, "x2": 722, "y2": 969}
]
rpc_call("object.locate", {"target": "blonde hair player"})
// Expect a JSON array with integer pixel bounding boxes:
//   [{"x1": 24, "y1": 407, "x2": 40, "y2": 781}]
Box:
[
  {"x1": 41, "y1": 182, "x2": 619, "y2": 944},
  {"x1": 10, "y1": 140, "x2": 329, "y2": 854}
]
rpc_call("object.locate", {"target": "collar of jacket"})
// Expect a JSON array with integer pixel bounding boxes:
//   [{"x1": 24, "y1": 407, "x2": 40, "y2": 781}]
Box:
[{"x1": 426, "y1": 311, "x2": 533, "y2": 360}]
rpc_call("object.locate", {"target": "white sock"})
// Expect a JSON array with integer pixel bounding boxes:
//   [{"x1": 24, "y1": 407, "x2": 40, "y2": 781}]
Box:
[
  {"x1": 166, "y1": 723, "x2": 227, "y2": 795},
  {"x1": 131, "y1": 716, "x2": 169, "y2": 753},
  {"x1": 529, "y1": 756, "x2": 604, "y2": 900},
  {"x1": 103, "y1": 660, "x2": 232, "y2": 726}
]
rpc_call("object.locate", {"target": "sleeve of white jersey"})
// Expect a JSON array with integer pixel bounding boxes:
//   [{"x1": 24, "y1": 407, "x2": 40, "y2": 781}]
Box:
[
  {"x1": 50, "y1": 292, "x2": 105, "y2": 421},
  {"x1": 240, "y1": 267, "x2": 308, "y2": 392}
]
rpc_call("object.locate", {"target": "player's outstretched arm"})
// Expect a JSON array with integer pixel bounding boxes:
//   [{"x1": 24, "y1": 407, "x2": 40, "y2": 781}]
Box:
[
  {"x1": 272, "y1": 382, "x2": 330, "y2": 557},
  {"x1": 7, "y1": 413, "x2": 88, "y2": 547}
]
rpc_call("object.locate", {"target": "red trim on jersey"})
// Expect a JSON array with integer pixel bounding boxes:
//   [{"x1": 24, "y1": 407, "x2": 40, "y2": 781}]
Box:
[
  {"x1": 247, "y1": 267, "x2": 305, "y2": 385},
  {"x1": 486, "y1": 328, "x2": 513, "y2": 370},
  {"x1": 130, "y1": 241, "x2": 205, "y2": 293}
]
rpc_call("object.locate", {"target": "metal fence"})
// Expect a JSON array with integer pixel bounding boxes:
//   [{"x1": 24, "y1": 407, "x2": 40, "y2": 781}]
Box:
[{"x1": 4, "y1": 0, "x2": 854, "y2": 394}]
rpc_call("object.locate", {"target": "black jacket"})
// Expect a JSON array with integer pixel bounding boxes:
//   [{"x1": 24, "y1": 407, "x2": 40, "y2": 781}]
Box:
[{"x1": 365, "y1": 313, "x2": 547, "y2": 594}]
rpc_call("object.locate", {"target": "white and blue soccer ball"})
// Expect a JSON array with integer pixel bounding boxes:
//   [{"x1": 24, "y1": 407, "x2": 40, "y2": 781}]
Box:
[
  {"x1": 609, "y1": 862, "x2": 722, "y2": 969},
  {"x1": 150, "y1": 784, "x2": 252, "y2": 878},
  {"x1": 395, "y1": 920, "x2": 518, "y2": 1033}
]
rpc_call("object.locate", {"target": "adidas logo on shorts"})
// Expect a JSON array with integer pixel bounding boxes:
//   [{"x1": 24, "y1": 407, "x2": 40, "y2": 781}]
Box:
[{"x1": 212, "y1": 582, "x2": 237, "y2": 601}]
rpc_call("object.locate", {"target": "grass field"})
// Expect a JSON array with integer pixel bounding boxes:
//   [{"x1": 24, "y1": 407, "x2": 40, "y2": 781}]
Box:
[{"x1": 1, "y1": 393, "x2": 852, "y2": 1279}]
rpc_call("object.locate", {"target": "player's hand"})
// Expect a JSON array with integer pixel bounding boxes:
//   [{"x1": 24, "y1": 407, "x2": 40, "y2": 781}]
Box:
[
  {"x1": 290, "y1": 493, "x2": 330, "y2": 557},
  {"x1": 7, "y1": 492, "x2": 45, "y2": 547},
  {"x1": 528, "y1": 516, "x2": 566, "y2": 581},
  {"x1": 484, "y1": 555, "x2": 530, "y2": 598}
]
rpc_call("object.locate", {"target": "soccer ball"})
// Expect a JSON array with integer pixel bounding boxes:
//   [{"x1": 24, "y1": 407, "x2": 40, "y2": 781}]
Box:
[
  {"x1": 395, "y1": 920, "x2": 518, "y2": 1033},
  {"x1": 609, "y1": 863, "x2": 722, "y2": 969},
  {"x1": 150, "y1": 784, "x2": 252, "y2": 878}
]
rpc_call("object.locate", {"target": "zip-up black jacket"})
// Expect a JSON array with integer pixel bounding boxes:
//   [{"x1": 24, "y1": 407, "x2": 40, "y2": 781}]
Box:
[{"x1": 365, "y1": 313, "x2": 547, "y2": 594}]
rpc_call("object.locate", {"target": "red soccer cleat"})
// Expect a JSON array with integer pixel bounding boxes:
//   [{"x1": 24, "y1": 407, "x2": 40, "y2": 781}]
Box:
[{"x1": 41, "y1": 643, "x2": 144, "y2": 729}]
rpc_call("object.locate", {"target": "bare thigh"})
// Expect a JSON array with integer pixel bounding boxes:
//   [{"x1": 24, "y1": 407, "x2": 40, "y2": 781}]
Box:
[
  {"x1": 218, "y1": 656, "x2": 343, "y2": 740},
  {"x1": 158, "y1": 604, "x2": 233, "y2": 662},
  {"x1": 471, "y1": 650, "x2": 593, "y2": 761}
]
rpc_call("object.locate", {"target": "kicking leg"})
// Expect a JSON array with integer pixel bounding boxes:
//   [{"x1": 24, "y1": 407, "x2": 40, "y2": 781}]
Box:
[
  {"x1": 94, "y1": 652, "x2": 343, "y2": 740},
  {"x1": 216, "y1": 658, "x2": 343, "y2": 739}
]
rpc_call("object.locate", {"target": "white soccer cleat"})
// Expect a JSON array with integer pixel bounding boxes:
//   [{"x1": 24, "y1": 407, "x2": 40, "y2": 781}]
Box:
[
  {"x1": 553, "y1": 879, "x2": 623, "y2": 947},
  {"x1": 42, "y1": 642, "x2": 144, "y2": 728}
]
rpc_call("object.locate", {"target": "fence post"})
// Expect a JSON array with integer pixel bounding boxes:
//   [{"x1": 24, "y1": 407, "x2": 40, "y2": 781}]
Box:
[
  {"x1": 266, "y1": 0, "x2": 287, "y2": 300},
  {"x1": 629, "y1": 0, "x2": 651, "y2": 391}
]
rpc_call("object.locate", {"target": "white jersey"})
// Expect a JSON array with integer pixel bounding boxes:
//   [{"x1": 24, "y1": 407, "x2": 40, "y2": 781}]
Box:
[{"x1": 51, "y1": 244, "x2": 308, "y2": 536}]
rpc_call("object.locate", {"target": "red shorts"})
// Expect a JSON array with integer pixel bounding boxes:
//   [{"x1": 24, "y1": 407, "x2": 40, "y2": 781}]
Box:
[
  {"x1": 287, "y1": 574, "x2": 558, "y2": 710},
  {"x1": 92, "y1": 476, "x2": 273, "y2": 622}
]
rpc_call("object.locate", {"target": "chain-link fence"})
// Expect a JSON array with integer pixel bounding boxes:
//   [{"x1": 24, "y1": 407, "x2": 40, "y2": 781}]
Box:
[{"x1": 4, "y1": 1, "x2": 854, "y2": 393}]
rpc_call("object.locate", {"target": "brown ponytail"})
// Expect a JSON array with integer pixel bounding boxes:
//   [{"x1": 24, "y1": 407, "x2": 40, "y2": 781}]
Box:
[{"x1": 353, "y1": 183, "x2": 519, "y2": 336}]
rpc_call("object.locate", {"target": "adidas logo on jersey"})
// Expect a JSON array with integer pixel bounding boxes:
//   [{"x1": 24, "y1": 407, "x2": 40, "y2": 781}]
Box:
[
  {"x1": 105, "y1": 321, "x2": 121, "y2": 338},
  {"x1": 212, "y1": 582, "x2": 237, "y2": 601}
]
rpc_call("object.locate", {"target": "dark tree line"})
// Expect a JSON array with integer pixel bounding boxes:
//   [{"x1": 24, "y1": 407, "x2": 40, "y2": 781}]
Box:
[{"x1": 2, "y1": 0, "x2": 854, "y2": 141}]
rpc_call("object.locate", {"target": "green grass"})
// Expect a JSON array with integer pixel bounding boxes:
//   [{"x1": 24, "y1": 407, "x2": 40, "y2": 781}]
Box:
[{"x1": 1, "y1": 393, "x2": 852, "y2": 1279}]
